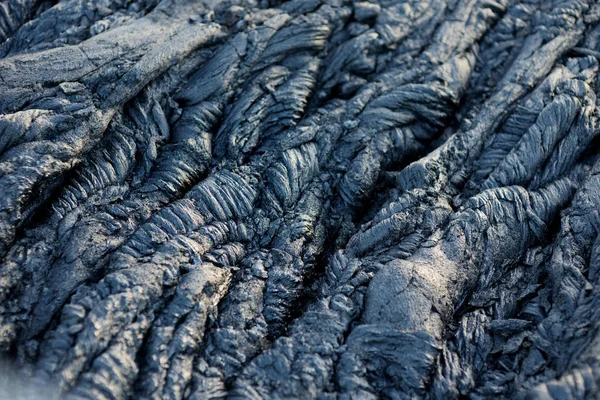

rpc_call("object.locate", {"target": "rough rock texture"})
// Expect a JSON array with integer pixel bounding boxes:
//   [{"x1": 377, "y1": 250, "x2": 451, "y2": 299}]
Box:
[{"x1": 1, "y1": 0, "x2": 600, "y2": 399}]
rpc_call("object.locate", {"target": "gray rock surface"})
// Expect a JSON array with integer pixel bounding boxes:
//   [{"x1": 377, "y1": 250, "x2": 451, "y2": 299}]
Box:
[{"x1": 0, "y1": 0, "x2": 600, "y2": 398}]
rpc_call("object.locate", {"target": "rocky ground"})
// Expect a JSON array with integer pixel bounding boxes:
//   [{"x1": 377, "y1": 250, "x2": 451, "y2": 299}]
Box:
[{"x1": 0, "y1": 0, "x2": 599, "y2": 399}]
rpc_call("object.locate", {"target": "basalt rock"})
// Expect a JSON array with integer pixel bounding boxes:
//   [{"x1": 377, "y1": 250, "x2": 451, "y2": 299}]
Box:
[{"x1": 1, "y1": 0, "x2": 600, "y2": 399}]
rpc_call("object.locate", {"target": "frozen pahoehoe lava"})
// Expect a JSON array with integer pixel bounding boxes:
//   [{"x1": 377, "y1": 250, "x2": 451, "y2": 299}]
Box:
[{"x1": 0, "y1": 0, "x2": 599, "y2": 399}]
